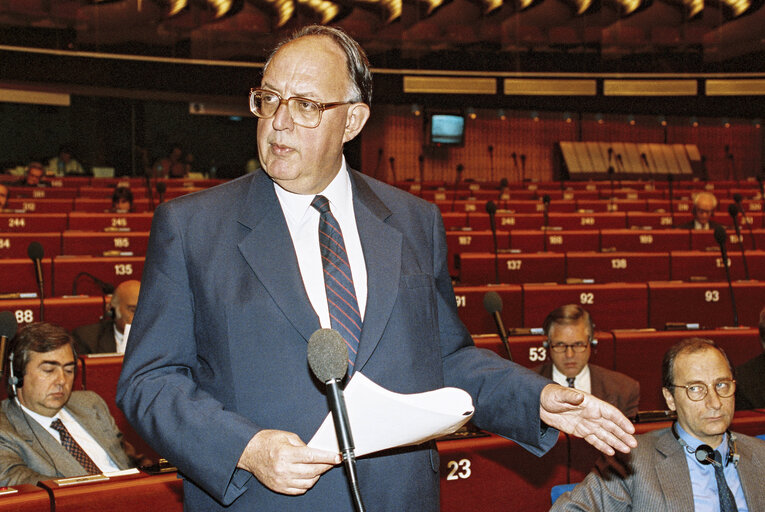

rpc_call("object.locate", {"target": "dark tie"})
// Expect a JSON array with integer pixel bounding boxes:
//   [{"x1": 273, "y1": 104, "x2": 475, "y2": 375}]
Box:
[
  {"x1": 713, "y1": 450, "x2": 738, "y2": 512},
  {"x1": 50, "y1": 419, "x2": 101, "y2": 475},
  {"x1": 566, "y1": 377, "x2": 576, "y2": 388},
  {"x1": 311, "y1": 195, "x2": 362, "y2": 373}
]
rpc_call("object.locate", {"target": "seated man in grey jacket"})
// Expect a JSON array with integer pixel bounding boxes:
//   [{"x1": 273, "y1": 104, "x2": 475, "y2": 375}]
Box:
[
  {"x1": 0, "y1": 322, "x2": 134, "y2": 485},
  {"x1": 552, "y1": 337, "x2": 765, "y2": 511}
]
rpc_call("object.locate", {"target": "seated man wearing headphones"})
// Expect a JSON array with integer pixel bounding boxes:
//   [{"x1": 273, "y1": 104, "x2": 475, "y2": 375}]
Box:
[
  {"x1": 0, "y1": 322, "x2": 134, "y2": 485},
  {"x1": 552, "y1": 338, "x2": 765, "y2": 511},
  {"x1": 534, "y1": 304, "x2": 640, "y2": 418}
]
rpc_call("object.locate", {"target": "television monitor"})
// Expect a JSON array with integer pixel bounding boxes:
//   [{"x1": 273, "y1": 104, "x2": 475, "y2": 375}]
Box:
[{"x1": 428, "y1": 113, "x2": 465, "y2": 146}]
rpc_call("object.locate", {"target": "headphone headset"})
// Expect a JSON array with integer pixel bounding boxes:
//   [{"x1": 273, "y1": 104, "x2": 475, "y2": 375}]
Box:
[
  {"x1": 7, "y1": 342, "x2": 78, "y2": 398},
  {"x1": 671, "y1": 422, "x2": 739, "y2": 468}
]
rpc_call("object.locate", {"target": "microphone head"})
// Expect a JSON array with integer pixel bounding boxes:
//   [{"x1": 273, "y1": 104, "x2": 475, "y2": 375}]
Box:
[
  {"x1": 542, "y1": 194, "x2": 551, "y2": 205},
  {"x1": 488, "y1": 145, "x2": 494, "y2": 152},
  {"x1": 418, "y1": 154, "x2": 424, "y2": 163},
  {"x1": 156, "y1": 182, "x2": 167, "y2": 193},
  {"x1": 733, "y1": 193, "x2": 742, "y2": 204},
  {"x1": 713, "y1": 224, "x2": 728, "y2": 247},
  {"x1": 307, "y1": 329, "x2": 348, "y2": 383},
  {"x1": 499, "y1": 177, "x2": 508, "y2": 188},
  {"x1": 485, "y1": 200, "x2": 497, "y2": 214},
  {"x1": 456, "y1": 164, "x2": 464, "y2": 173},
  {"x1": 27, "y1": 241, "x2": 44, "y2": 261},
  {"x1": 667, "y1": 174, "x2": 674, "y2": 183},
  {"x1": 0, "y1": 311, "x2": 17, "y2": 340},
  {"x1": 728, "y1": 203, "x2": 740, "y2": 219},
  {"x1": 482, "y1": 291, "x2": 503, "y2": 314},
  {"x1": 520, "y1": 154, "x2": 526, "y2": 163},
  {"x1": 608, "y1": 147, "x2": 613, "y2": 156},
  {"x1": 389, "y1": 157, "x2": 395, "y2": 164}
]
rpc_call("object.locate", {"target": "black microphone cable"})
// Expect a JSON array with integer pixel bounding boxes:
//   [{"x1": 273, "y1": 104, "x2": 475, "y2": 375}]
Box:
[{"x1": 714, "y1": 225, "x2": 738, "y2": 327}]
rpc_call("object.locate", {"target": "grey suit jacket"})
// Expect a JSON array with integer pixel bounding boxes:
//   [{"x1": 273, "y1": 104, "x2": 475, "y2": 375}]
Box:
[
  {"x1": 535, "y1": 363, "x2": 640, "y2": 418},
  {"x1": 72, "y1": 319, "x2": 117, "y2": 354},
  {"x1": 551, "y1": 427, "x2": 765, "y2": 511},
  {"x1": 0, "y1": 391, "x2": 132, "y2": 485},
  {"x1": 116, "y1": 169, "x2": 558, "y2": 511}
]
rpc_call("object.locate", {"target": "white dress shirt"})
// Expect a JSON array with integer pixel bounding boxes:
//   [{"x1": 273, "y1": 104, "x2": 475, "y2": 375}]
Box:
[
  {"x1": 274, "y1": 156, "x2": 368, "y2": 327},
  {"x1": 551, "y1": 364, "x2": 592, "y2": 394},
  {"x1": 16, "y1": 399, "x2": 121, "y2": 473}
]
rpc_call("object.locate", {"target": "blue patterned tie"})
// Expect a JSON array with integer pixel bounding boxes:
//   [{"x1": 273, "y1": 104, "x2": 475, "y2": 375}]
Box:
[
  {"x1": 311, "y1": 195, "x2": 362, "y2": 373},
  {"x1": 713, "y1": 450, "x2": 738, "y2": 512}
]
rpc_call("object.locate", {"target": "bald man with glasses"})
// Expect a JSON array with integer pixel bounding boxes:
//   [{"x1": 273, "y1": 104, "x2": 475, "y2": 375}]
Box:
[{"x1": 552, "y1": 337, "x2": 765, "y2": 511}]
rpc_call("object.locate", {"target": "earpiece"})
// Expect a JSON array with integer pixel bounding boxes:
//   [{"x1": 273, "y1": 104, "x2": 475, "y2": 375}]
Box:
[{"x1": 8, "y1": 351, "x2": 22, "y2": 396}]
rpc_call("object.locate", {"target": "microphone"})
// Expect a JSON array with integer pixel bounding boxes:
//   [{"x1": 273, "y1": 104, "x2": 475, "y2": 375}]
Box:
[
  {"x1": 156, "y1": 181, "x2": 167, "y2": 205},
  {"x1": 483, "y1": 292, "x2": 512, "y2": 361},
  {"x1": 307, "y1": 329, "x2": 365, "y2": 512},
  {"x1": 450, "y1": 164, "x2": 463, "y2": 213},
  {"x1": 486, "y1": 200, "x2": 499, "y2": 284},
  {"x1": 731, "y1": 193, "x2": 755, "y2": 248},
  {"x1": 417, "y1": 154, "x2": 425, "y2": 193},
  {"x1": 388, "y1": 157, "x2": 396, "y2": 183},
  {"x1": 488, "y1": 145, "x2": 495, "y2": 182},
  {"x1": 27, "y1": 242, "x2": 45, "y2": 321},
  {"x1": 511, "y1": 152, "x2": 519, "y2": 182},
  {"x1": 714, "y1": 225, "x2": 739, "y2": 327},
  {"x1": 0, "y1": 311, "x2": 18, "y2": 378},
  {"x1": 667, "y1": 174, "x2": 675, "y2": 225},
  {"x1": 520, "y1": 154, "x2": 526, "y2": 181},
  {"x1": 542, "y1": 194, "x2": 550, "y2": 251},
  {"x1": 727, "y1": 204, "x2": 750, "y2": 280},
  {"x1": 72, "y1": 272, "x2": 116, "y2": 296}
]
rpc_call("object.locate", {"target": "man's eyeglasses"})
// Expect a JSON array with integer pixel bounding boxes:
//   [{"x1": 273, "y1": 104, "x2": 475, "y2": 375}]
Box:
[
  {"x1": 549, "y1": 342, "x2": 589, "y2": 353},
  {"x1": 670, "y1": 380, "x2": 736, "y2": 401},
  {"x1": 249, "y1": 88, "x2": 350, "y2": 128}
]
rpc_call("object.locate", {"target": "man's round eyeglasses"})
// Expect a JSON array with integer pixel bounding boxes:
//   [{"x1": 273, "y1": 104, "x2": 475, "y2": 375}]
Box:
[
  {"x1": 249, "y1": 88, "x2": 350, "y2": 128},
  {"x1": 670, "y1": 380, "x2": 736, "y2": 401},
  {"x1": 549, "y1": 342, "x2": 589, "y2": 353}
]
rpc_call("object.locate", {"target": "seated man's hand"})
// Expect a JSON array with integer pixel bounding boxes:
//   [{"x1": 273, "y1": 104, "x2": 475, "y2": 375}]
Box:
[
  {"x1": 237, "y1": 429, "x2": 340, "y2": 495},
  {"x1": 539, "y1": 384, "x2": 638, "y2": 456}
]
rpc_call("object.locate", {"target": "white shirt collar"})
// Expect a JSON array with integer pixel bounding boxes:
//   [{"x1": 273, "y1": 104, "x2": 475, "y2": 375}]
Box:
[{"x1": 273, "y1": 155, "x2": 352, "y2": 221}]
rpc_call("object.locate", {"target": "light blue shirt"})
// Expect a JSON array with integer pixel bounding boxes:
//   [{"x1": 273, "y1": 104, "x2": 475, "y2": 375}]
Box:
[{"x1": 676, "y1": 423, "x2": 747, "y2": 512}]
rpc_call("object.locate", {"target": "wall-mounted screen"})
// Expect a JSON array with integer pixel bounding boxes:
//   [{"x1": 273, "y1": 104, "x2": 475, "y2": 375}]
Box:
[{"x1": 427, "y1": 112, "x2": 465, "y2": 146}]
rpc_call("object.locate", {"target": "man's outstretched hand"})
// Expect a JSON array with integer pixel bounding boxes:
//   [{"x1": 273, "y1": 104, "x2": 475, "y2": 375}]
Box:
[{"x1": 539, "y1": 384, "x2": 637, "y2": 456}]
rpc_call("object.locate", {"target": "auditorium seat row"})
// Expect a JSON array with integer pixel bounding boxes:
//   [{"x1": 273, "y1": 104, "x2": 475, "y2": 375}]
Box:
[
  {"x1": 0, "y1": 232, "x2": 150, "y2": 258},
  {"x1": 7, "y1": 186, "x2": 203, "y2": 201},
  {"x1": 416, "y1": 188, "x2": 765, "y2": 202},
  {"x1": 1, "y1": 212, "x2": 153, "y2": 233},
  {"x1": 469, "y1": 329, "x2": 762, "y2": 410},
  {"x1": 435, "y1": 198, "x2": 763, "y2": 214},
  {"x1": 453, "y1": 281, "x2": 765, "y2": 332},
  {"x1": 456, "y1": 250, "x2": 765, "y2": 284}
]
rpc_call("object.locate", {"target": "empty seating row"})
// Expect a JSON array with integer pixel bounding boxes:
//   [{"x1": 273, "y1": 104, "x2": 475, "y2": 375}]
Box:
[
  {"x1": 436, "y1": 198, "x2": 764, "y2": 214},
  {"x1": 1, "y1": 256, "x2": 144, "y2": 296},
  {"x1": 0, "y1": 232, "x2": 150, "y2": 258},
  {"x1": 457, "y1": 250, "x2": 765, "y2": 284},
  {"x1": 0, "y1": 212, "x2": 154, "y2": 233},
  {"x1": 418, "y1": 188, "x2": 765, "y2": 202},
  {"x1": 7, "y1": 186, "x2": 205, "y2": 201},
  {"x1": 0, "y1": 176, "x2": 225, "y2": 189},
  {"x1": 471, "y1": 328, "x2": 762, "y2": 410},
  {"x1": 453, "y1": 281, "x2": 765, "y2": 332}
]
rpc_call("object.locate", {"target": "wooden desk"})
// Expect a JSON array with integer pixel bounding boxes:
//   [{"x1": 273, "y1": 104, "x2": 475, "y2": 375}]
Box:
[
  {"x1": 61, "y1": 231, "x2": 150, "y2": 257},
  {"x1": 0, "y1": 232, "x2": 61, "y2": 258},
  {"x1": 53, "y1": 256, "x2": 145, "y2": 297},
  {"x1": 453, "y1": 285, "x2": 523, "y2": 334},
  {"x1": 566, "y1": 251, "x2": 671, "y2": 283},
  {"x1": 0, "y1": 484, "x2": 50, "y2": 511},
  {"x1": 0, "y1": 258, "x2": 52, "y2": 295},
  {"x1": 0, "y1": 213, "x2": 67, "y2": 233},
  {"x1": 0, "y1": 296, "x2": 107, "y2": 332},
  {"x1": 457, "y1": 253, "x2": 566, "y2": 286},
  {"x1": 67, "y1": 212, "x2": 153, "y2": 232}
]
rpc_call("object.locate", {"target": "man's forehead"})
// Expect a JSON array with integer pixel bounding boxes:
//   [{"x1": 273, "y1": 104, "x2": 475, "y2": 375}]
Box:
[
  {"x1": 29, "y1": 346, "x2": 75, "y2": 363},
  {"x1": 674, "y1": 348, "x2": 730, "y2": 377}
]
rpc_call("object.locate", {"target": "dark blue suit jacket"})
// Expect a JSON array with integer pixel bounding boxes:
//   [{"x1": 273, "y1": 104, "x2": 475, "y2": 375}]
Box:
[{"x1": 117, "y1": 169, "x2": 557, "y2": 511}]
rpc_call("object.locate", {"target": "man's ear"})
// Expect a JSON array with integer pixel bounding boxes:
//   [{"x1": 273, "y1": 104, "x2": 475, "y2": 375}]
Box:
[
  {"x1": 343, "y1": 103, "x2": 371, "y2": 143},
  {"x1": 662, "y1": 387, "x2": 676, "y2": 411}
]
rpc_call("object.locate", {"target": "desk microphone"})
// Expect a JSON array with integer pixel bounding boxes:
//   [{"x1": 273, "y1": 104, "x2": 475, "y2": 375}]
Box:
[
  {"x1": 0, "y1": 311, "x2": 17, "y2": 378},
  {"x1": 388, "y1": 157, "x2": 396, "y2": 184},
  {"x1": 156, "y1": 181, "x2": 167, "y2": 205},
  {"x1": 714, "y1": 225, "x2": 738, "y2": 327},
  {"x1": 27, "y1": 242, "x2": 45, "y2": 322},
  {"x1": 450, "y1": 164, "x2": 463, "y2": 213},
  {"x1": 542, "y1": 194, "x2": 550, "y2": 252},
  {"x1": 727, "y1": 203, "x2": 750, "y2": 280},
  {"x1": 733, "y1": 193, "x2": 756, "y2": 250},
  {"x1": 307, "y1": 329, "x2": 365, "y2": 512},
  {"x1": 483, "y1": 292, "x2": 512, "y2": 361},
  {"x1": 486, "y1": 200, "x2": 499, "y2": 284},
  {"x1": 667, "y1": 174, "x2": 675, "y2": 226}
]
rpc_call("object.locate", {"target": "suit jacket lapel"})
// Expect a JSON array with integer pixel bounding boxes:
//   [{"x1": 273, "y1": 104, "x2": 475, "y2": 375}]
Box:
[
  {"x1": 350, "y1": 173, "x2": 402, "y2": 372},
  {"x1": 6, "y1": 401, "x2": 83, "y2": 476},
  {"x1": 236, "y1": 171, "x2": 320, "y2": 343},
  {"x1": 654, "y1": 429, "x2": 695, "y2": 511}
]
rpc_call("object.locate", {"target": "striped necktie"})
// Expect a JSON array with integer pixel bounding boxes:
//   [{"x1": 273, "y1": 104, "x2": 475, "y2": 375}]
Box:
[
  {"x1": 311, "y1": 195, "x2": 362, "y2": 373},
  {"x1": 50, "y1": 419, "x2": 100, "y2": 475}
]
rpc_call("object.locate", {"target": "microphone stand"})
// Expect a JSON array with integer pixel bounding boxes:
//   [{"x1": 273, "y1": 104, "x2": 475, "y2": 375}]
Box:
[
  {"x1": 520, "y1": 154, "x2": 527, "y2": 182},
  {"x1": 715, "y1": 226, "x2": 739, "y2": 327},
  {"x1": 450, "y1": 164, "x2": 463, "y2": 213},
  {"x1": 388, "y1": 157, "x2": 397, "y2": 184},
  {"x1": 488, "y1": 145, "x2": 494, "y2": 183},
  {"x1": 326, "y1": 379, "x2": 365, "y2": 512},
  {"x1": 418, "y1": 155, "x2": 425, "y2": 198},
  {"x1": 667, "y1": 174, "x2": 675, "y2": 226},
  {"x1": 511, "y1": 153, "x2": 519, "y2": 183},
  {"x1": 373, "y1": 148, "x2": 383, "y2": 179},
  {"x1": 728, "y1": 206, "x2": 750, "y2": 280},
  {"x1": 542, "y1": 195, "x2": 550, "y2": 252},
  {"x1": 486, "y1": 201, "x2": 499, "y2": 284},
  {"x1": 734, "y1": 195, "x2": 756, "y2": 250}
]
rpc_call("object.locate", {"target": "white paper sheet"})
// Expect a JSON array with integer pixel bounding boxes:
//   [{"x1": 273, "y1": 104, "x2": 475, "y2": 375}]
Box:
[{"x1": 308, "y1": 372, "x2": 474, "y2": 457}]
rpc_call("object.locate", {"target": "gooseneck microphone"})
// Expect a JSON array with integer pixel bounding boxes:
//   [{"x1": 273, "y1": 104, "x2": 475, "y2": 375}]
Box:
[
  {"x1": 488, "y1": 145, "x2": 495, "y2": 182},
  {"x1": 542, "y1": 194, "x2": 551, "y2": 252},
  {"x1": 486, "y1": 200, "x2": 499, "y2": 284},
  {"x1": 511, "y1": 152, "x2": 519, "y2": 182},
  {"x1": 727, "y1": 204, "x2": 750, "y2": 280},
  {"x1": 388, "y1": 157, "x2": 396, "y2": 184},
  {"x1": 307, "y1": 329, "x2": 365, "y2": 512},
  {"x1": 714, "y1": 225, "x2": 739, "y2": 327},
  {"x1": 156, "y1": 181, "x2": 167, "y2": 205},
  {"x1": 733, "y1": 193, "x2": 756, "y2": 250},
  {"x1": 417, "y1": 155, "x2": 425, "y2": 195},
  {"x1": 0, "y1": 311, "x2": 18, "y2": 378},
  {"x1": 27, "y1": 241, "x2": 45, "y2": 321},
  {"x1": 667, "y1": 174, "x2": 675, "y2": 225},
  {"x1": 72, "y1": 272, "x2": 116, "y2": 296},
  {"x1": 450, "y1": 164, "x2": 463, "y2": 213},
  {"x1": 483, "y1": 292, "x2": 512, "y2": 361}
]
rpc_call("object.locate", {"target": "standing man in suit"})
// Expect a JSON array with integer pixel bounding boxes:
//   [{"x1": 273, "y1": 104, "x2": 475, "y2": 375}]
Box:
[
  {"x1": 0, "y1": 322, "x2": 133, "y2": 486},
  {"x1": 72, "y1": 280, "x2": 140, "y2": 355},
  {"x1": 734, "y1": 306, "x2": 765, "y2": 409},
  {"x1": 676, "y1": 191, "x2": 725, "y2": 230},
  {"x1": 552, "y1": 337, "x2": 765, "y2": 511},
  {"x1": 116, "y1": 25, "x2": 636, "y2": 512},
  {"x1": 534, "y1": 305, "x2": 640, "y2": 418}
]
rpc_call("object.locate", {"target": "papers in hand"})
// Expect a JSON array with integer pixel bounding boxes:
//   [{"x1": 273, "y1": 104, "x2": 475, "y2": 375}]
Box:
[{"x1": 308, "y1": 372, "x2": 474, "y2": 457}]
